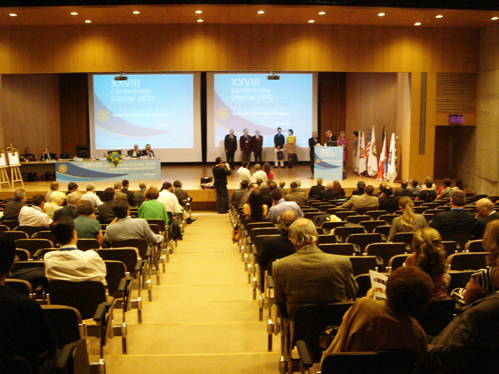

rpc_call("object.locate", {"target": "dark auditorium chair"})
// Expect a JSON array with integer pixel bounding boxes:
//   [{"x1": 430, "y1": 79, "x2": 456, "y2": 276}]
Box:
[
  {"x1": 42, "y1": 305, "x2": 84, "y2": 350},
  {"x1": 385, "y1": 254, "x2": 410, "y2": 273},
  {"x1": 14, "y1": 225, "x2": 46, "y2": 238},
  {"x1": 318, "y1": 243, "x2": 359, "y2": 256},
  {"x1": 0, "y1": 224, "x2": 10, "y2": 232},
  {"x1": 354, "y1": 273, "x2": 371, "y2": 299},
  {"x1": 1, "y1": 219, "x2": 19, "y2": 230},
  {"x1": 364, "y1": 242, "x2": 408, "y2": 271},
  {"x1": 15, "y1": 249, "x2": 31, "y2": 261},
  {"x1": 346, "y1": 215, "x2": 372, "y2": 224},
  {"x1": 365, "y1": 210, "x2": 388, "y2": 220},
  {"x1": 442, "y1": 240, "x2": 460, "y2": 258},
  {"x1": 335, "y1": 211, "x2": 358, "y2": 221},
  {"x1": 5, "y1": 279, "x2": 33, "y2": 298},
  {"x1": 33, "y1": 230, "x2": 57, "y2": 244},
  {"x1": 0, "y1": 356, "x2": 34, "y2": 374},
  {"x1": 4, "y1": 231, "x2": 29, "y2": 241},
  {"x1": 76, "y1": 238, "x2": 101, "y2": 251},
  {"x1": 391, "y1": 232, "x2": 414, "y2": 247},
  {"x1": 349, "y1": 256, "x2": 382, "y2": 276},
  {"x1": 378, "y1": 214, "x2": 400, "y2": 225},
  {"x1": 413, "y1": 298, "x2": 457, "y2": 336},
  {"x1": 464, "y1": 239, "x2": 484, "y2": 253},
  {"x1": 15, "y1": 239, "x2": 54, "y2": 257},
  {"x1": 359, "y1": 220, "x2": 387, "y2": 233},
  {"x1": 446, "y1": 252, "x2": 487, "y2": 271},
  {"x1": 321, "y1": 221, "x2": 347, "y2": 233},
  {"x1": 333, "y1": 226, "x2": 366, "y2": 243},
  {"x1": 346, "y1": 233, "x2": 384, "y2": 252},
  {"x1": 373, "y1": 225, "x2": 391, "y2": 238},
  {"x1": 317, "y1": 234, "x2": 340, "y2": 245},
  {"x1": 448, "y1": 270, "x2": 475, "y2": 291}
]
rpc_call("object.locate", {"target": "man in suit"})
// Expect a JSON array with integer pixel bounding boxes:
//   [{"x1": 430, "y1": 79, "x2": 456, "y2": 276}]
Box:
[
  {"x1": 224, "y1": 129, "x2": 238, "y2": 169},
  {"x1": 40, "y1": 147, "x2": 53, "y2": 161},
  {"x1": 309, "y1": 131, "x2": 320, "y2": 173},
  {"x1": 273, "y1": 218, "x2": 358, "y2": 319},
  {"x1": 20, "y1": 147, "x2": 38, "y2": 181},
  {"x1": 53, "y1": 192, "x2": 80, "y2": 221},
  {"x1": 351, "y1": 181, "x2": 366, "y2": 196},
  {"x1": 240, "y1": 128, "x2": 253, "y2": 163},
  {"x1": 212, "y1": 157, "x2": 232, "y2": 214},
  {"x1": 231, "y1": 180, "x2": 249, "y2": 209},
  {"x1": 121, "y1": 179, "x2": 135, "y2": 206},
  {"x1": 252, "y1": 129, "x2": 263, "y2": 164},
  {"x1": 325, "y1": 130, "x2": 337, "y2": 143},
  {"x1": 133, "y1": 181, "x2": 147, "y2": 207},
  {"x1": 113, "y1": 182, "x2": 128, "y2": 202},
  {"x1": 144, "y1": 144, "x2": 155, "y2": 157},
  {"x1": 284, "y1": 182, "x2": 308, "y2": 208},
  {"x1": 340, "y1": 185, "x2": 379, "y2": 212},
  {"x1": 378, "y1": 186, "x2": 400, "y2": 213},
  {"x1": 97, "y1": 187, "x2": 117, "y2": 224},
  {"x1": 128, "y1": 144, "x2": 141, "y2": 158},
  {"x1": 1, "y1": 189, "x2": 26, "y2": 223},
  {"x1": 308, "y1": 177, "x2": 325, "y2": 199},
  {"x1": 471, "y1": 198, "x2": 499, "y2": 239},
  {"x1": 430, "y1": 190, "x2": 476, "y2": 234},
  {"x1": 394, "y1": 180, "x2": 412, "y2": 197},
  {"x1": 274, "y1": 127, "x2": 285, "y2": 168},
  {"x1": 320, "y1": 182, "x2": 340, "y2": 202}
]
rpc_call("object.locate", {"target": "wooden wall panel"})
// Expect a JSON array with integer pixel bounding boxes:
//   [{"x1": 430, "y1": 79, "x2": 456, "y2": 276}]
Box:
[
  {"x1": 319, "y1": 72, "x2": 346, "y2": 142},
  {"x1": 432, "y1": 29, "x2": 480, "y2": 73}
]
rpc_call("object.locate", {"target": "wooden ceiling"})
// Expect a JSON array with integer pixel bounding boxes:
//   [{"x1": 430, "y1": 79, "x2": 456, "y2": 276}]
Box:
[{"x1": 0, "y1": 4, "x2": 498, "y2": 27}]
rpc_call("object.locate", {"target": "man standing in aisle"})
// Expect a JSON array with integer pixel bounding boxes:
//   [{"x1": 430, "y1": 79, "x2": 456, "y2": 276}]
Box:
[
  {"x1": 213, "y1": 157, "x2": 232, "y2": 214},
  {"x1": 274, "y1": 127, "x2": 285, "y2": 168},
  {"x1": 252, "y1": 129, "x2": 263, "y2": 164},
  {"x1": 224, "y1": 129, "x2": 238, "y2": 169},
  {"x1": 240, "y1": 128, "x2": 253, "y2": 163}
]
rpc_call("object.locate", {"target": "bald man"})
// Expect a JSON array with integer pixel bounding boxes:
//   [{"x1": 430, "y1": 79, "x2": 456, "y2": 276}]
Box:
[{"x1": 471, "y1": 198, "x2": 499, "y2": 239}]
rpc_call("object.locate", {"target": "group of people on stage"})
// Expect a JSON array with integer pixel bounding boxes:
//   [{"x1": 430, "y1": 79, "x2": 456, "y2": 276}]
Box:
[
  {"x1": 309, "y1": 129, "x2": 348, "y2": 173},
  {"x1": 127, "y1": 144, "x2": 155, "y2": 158}
]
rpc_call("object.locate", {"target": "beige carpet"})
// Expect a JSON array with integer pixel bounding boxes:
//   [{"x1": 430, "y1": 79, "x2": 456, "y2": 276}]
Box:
[{"x1": 95, "y1": 212, "x2": 280, "y2": 373}]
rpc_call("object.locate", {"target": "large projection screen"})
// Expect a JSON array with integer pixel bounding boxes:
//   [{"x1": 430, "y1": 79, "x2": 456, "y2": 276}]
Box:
[
  {"x1": 89, "y1": 73, "x2": 202, "y2": 162},
  {"x1": 207, "y1": 72, "x2": 318, "y2": 164}
]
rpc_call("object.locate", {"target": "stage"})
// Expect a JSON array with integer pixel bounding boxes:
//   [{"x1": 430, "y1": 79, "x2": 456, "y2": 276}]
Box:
[{"x1": 0, "y1": 164, "x2": 400, "y2": 210}]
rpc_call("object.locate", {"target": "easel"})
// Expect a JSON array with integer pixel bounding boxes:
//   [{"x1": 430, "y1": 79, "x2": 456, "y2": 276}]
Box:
[
  {"x1": 6, "y1": 147, "x2": 24, "y2": 188},
  {"x1": 0, "y1": 150, "x2": 11, "y2": 189}
]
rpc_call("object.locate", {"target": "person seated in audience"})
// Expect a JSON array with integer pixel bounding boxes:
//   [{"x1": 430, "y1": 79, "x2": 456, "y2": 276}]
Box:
[
  {"x1": 121, "y1": 179, "x2": 135, "y2": 206},
  {"x1": 144, "y1": 143, "x2": 155, "y2": 157},
  {"x1": 350, "y1": 180, "x2": 366, "y2": 196},
  {"x1": 437, "y1": 178, "x2": 453, "y2": 200},
  {"x1": 66, "y1": 181, "x2": 78, "y2": 196},
  {"x1": 416, "y1": 179, "x2": 438, "y2": 202},
  {"x1": 97, "y1": 187, "x2": 117, "y2": 224},
  {"x1": 340, "y1": 185, "x2": 379, "y2": 212},
  {"x1": 284, "y1": 181, "x2": 308, "y2": 208},
  {"x1": 239, "y1": 182, "x2": 258, "y2": 208},
  {"x1": 332, "y1": 180, "x2": 345, "y2": 198},
  {"x1": 44, "y1": 191, "x2": 66, "y2": 219},
  {"x1": 1, "y1": 188, "x2": 26, "y2": 223},
  {"x1": 452, "y1": 179, "x2": 466, "y2": 193},
  {"x1": 45, "y1": 181, "x2": 59, "y2": 204},
  {"x1": 128, "y1": 144, "x2": 141, "y2": 158},
  {"x1": 158, "y1": 181, "x2": 183, "y2": 215},
  {"x1": 231, "y1": 180, "x2": 249, "y2": 209},
  {"x1": 470, "y1": 198, "x2": 499, "y2": 240},
  {"x1": 263, "y1": 181, "x2": 278, "y2": 209},
  {"x1": 18, "y1": 194, "x2": 53, "y2": 228},
  {"x1": 424, "y1": 221, "x2": 499, "y2": 372},
  {"x1": 388, "y1": 196, "x2": 428, "y2": 241},
  {"x1": 53, "y1": 192, "x2": 80, "y2": 221},
  {"x1": 278, "y1": 181, "x2": 288, "y2": 196},
  {"x1": 420, "y1": 176, "x2": 437, "y2": 191},
  {"x1": 320, "y1": 182, "x2": 339, "y2": 202},
  {"x1": 308, "y1": 177, "x2": 325, "y2": 199},
  {"x1": 429, "y1": 190, "x2": 476, "y2": 234},
  {"x1": 0, "y1": 234, "x2": 57, "y2": 373},
  {"x1": 80, "y1": 183, "x2": 103, "y2": 207},
  {"x1": 273, "y1": 218, "x2": 358, "y2": 319},
  {"x1": 378, "y1": 186, "x2": 399, "y2": 213},
  {"x1": 294, "y1": 180, "x2": 307, "y2": 197},
  {"x1": 251, "y1": 163, "x2": 268, "y2": 183},
  {"x1": 405, "y1": 228, "x2": 450, "y2": 300},
  {"x1": 262, "y1": 162, "x2": 274, "y2": 180},
  {"x1": 104, "y1": 200, "x2": 164, "y2": 247},
  {"x1": 407, "y1": 178, "x2": 420, "y2": 197},
  {"x1": 243, "y1": 188, "x2": 268, "y2": 221},
  {"x1": 394, "y1": 180, "x2": 412, "y2": 197},
  {"x1": 268, "y1": 189, "x2": 304, "y2": 222},
  {"x1": 113, "y1": 182, "x2": 128, "y2": 202},
  {"x1": 374, "y1": 182, "x2": 387, "y2": 197},
  {"x1": 322, "y1": 267, "x2": 433, "y2": 367},
  {"x1": 138, "y1": 186, "x2": 169, "y2": 225},
  {"x1": 173, "y1": 180, "x2": 195, "y2": 224},
  {"x1": 133, "y1": 181, "x2": 147, "y2": 207},
  {"x1": 237, "y1": 161, "x2": 251, "y2": 183},
  {"x1": 257, "y1": 209, "x2": 298, "y2": 273},
  {"x1": 44, "y1": 217, "x2": 106, "y2": 283},
  {"x1": 74, "y1": 200, "x2": 104, "y2": 246},
  {"x1": 451, "y1": 219, "x2": 499, "y2": 305}
]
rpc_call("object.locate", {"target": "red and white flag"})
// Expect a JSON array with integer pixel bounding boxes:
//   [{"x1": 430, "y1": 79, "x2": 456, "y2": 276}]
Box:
[{"x1": 376, "y1": 126, "x2": 387, "y2": 181}]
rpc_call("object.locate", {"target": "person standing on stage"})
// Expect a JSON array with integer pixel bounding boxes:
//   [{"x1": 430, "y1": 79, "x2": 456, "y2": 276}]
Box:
[
  {"x1": 224, "y1": 129, "x2": 238, "y2": 169},
  {"x1": 213, "y1": 157, "x2": 232, "y2": 214},
  {"x1": 338, "y1": 131, "x2": 348, "y2": 169},
  {"x1": 308, "y1": 131, "x2": 320, "y2": 174},
  {"x1": 285, "y1": 129, "x2": 297, "y2": 169},
  {"x1": 325, "y1": 130, "x2": 337, "y2": 143},
  {"x1": 352, "y1": 131, "x2": 359, "y2": 173},
  {"x1": 274, "y1": 127, "x2": 285, "y2": 168},
  {"x1": 240, "y1": 128, "x2": 253, "y2": 163},
  {"x1": 252, "y1": 129, "x2": 263, "y2": 164},
  {"x1": 144, "y1": 144, "x2": 155, "y2": 158}
]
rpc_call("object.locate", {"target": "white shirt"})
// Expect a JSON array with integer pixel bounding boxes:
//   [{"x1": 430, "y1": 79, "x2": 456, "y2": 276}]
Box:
[
  {"x1": 44, "y1": 245, "x2": 107, "y2": 283},
  {"x1": 237, "y1": 167, "x2": 251, "y2": 182},
  {"x1": 157, "y1": 190, "x2": 182, "y2": 213},
  {"x1": 18, "y1": 206, "x2": 53, "y2": 228},
  {"x1": 251, "y1": 170, "x2": 268, "y2": 183},
  {"x1": 81, "y1": 191, "x2": 103, "y2": 207}
]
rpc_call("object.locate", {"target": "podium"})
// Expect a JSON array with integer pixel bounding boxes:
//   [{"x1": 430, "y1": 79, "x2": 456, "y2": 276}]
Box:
[{"x1": 313, "y1": 146, "x2": 344, "y2": 181}]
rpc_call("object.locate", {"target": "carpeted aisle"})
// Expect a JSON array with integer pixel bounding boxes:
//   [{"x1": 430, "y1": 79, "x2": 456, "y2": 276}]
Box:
[{"x1": 101, "y1": 212, "x2": 280, "y2": 373}]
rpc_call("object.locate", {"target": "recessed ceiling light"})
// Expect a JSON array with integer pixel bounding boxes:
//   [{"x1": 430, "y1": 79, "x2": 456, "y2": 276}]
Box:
[
  {"x1": 133, "y1": 11, "x2": 140, "y2": 15},
  {"x1": 85, "y1": 20, "x2": 92, "y2": 23},
  {"x1": 257, "y1": 10, "x2": 265, "y2": 14},
  {"x1": 70, "y1": 12, "x2": 78, "y2": 16},
  {"x1": 308, "y1": 20, "x2": 315, "y2": 23},
  {"x1": 378, "y1": 12, "x2": 385, "y2": 17},
  {"x1": 414, "y1": 22, "x2": 421, "y2": 26},
  {"x1": 195, "y1": 10, "x2": 202, "y2": 14},
  {"x1": 197, "y1": 19, "x2": 204, "y2": 23},
  {"x1": 9, "y1": 13, "x2": 17, "y2": 17},
  {"x1": 435, "y1": 15, "x2": 443, "y2": 18},
  {"x1": 492, "y1": 17, "x2": 499, "y2": 21},
  {"x1": 318, "y1": 11, "x2": 326, "y2": 15}
]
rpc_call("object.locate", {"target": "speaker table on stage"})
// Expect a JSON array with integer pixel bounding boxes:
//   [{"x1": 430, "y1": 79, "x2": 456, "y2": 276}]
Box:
[{"x1": 314, "y1": 146, "x2": 344, "y2": 181}]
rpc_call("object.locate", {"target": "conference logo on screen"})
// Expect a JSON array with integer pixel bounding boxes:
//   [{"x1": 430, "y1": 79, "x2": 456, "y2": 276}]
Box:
[
  {"x1": 217, "y1": 108, "x2": 229, "y2": 120},
  {"x1": 97, "y1": 110, "x2": 110, "y2": 122}
]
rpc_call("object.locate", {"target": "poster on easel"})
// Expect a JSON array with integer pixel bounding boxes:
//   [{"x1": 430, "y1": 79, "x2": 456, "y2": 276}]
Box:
[
  {"x1": 0, "y1": 150, "x2": 6, "y2": 168},
  {"x1": 7, "y1": 149, "x2": 20, "y2": 167}
]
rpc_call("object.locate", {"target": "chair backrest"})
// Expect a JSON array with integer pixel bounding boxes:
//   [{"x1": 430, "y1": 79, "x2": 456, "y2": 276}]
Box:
[
  {"x1": 326, "y1": 207, "x2": 347, "y2": 215},
  {"x1": 148, "y1": 223, "x2": 161, "y2": 235},
  {"x1": 373, "y1": 225, "x2": 391, "y2": 237},
  {"x1": 304, "y1": 211, "x2": 325, "y2": 220},
  {"x1": 14, "y1": 226, "x2": 45, "y2": 237},
  {"x1": 346, "y1": 233, "x2": 384, "y2": 251},
  {"x1": 5, "y1": 279, "x2": 33, "y2": 296},
  {"x1": 14, "y1": 239, "x2": 54, "y2": 256},
  {"x1": 41, "y1": 305, "x2": 83, "y2": 349},
  {"x1": 48, "y1": 280, "x2": 106, "y2": 320},
  {"x1": 55, "y1": 338, "x2": 90, "y2": 374},
  {"x1": 413, "y1": 206, "x2": 427, "y2": 214},
  {"x1": 442, "y1": 241, "x2": 460, "y2": 258},
  {"x1": 359, "y1": 220, "x2": 387, "y2": 233},
  {"x1": 349, "y1": 256, "x2": 381, "y2": 276},
  {"x1": 33, "y1": 248, "x2": 57, "y2": 260},
  {"x1": 386, "y1": 254, "x2": 410, "y2": 273},
  {"x1": 33, "y1": 230, "x2": 57, "y2": 243},
  {"x1": 378, "y1": 214, "x2": 400, "y2": 225},
  {"x1": 317, "y1": 234, "x2": 339, "y2": 245},
  {"x1": 464, "y1": 239, "x2": 484, "y2": 253},
  {"x1": 104, "y1": 260, "x2": 127, "y2": 298},
  {"x1": 391, "y1": 232, "x2": 414, "y2": 246},
  {"x1": 244, "y1": 221, "x2": 274, "y2": 233},
  {"x1": 0, "y1": 356, "x2": 33, "y2": 374},
  {"x1": 4, "y1": 231, "x2": 29, "y2": 241},
  {"x1": 250, "y1": 227, "x2": 280, "y2": 243},
  {"x1": 1, "y1": 220, "x2": 20, "y2": 230},
  {"x1": 11, "y1": 260, "x2": 45, "y2": 273},
  {"x1": 335, "y1": 211, "x2": 358, "y2": 221},
  {"x1": 97, "y1": 248, "x2": 138, "y2": 276},
  {"x1": 110, "y1": 239, "x2": 148, "y2": 259},
  {"x1": 146, "y1": 219, "x2": 166, "y2": 232},
  {"x1": 448, "y1": 270, "x2": 475, "y2": 291},
  {"x1": 364, "y1": 243, "x2": 408, "y2": 271},
  {"x1": 15, "y1": 249, "x2": 30, "y2": 261},
  {"x1": 446, "y1": 252, "x2": 487, "y2": 271},
  {"x1": 346, "y1": 215, "x2": 372, "y2": 224},
  {"x1": 76, "y1": 238, "x2": 100, "y2": 251},
  {"x1": 318, "y1": 243, "x2": 359, "y2": 256},
  {"x1": 333, "y1": 226, "x2": 366, "y2": 242},
  {"x1": 354, "y1": 274, "x2": 371, "y2": 299},
  {"x1": 412, "y1": 298, "x2": 457, "y2": 336},
  {"x1": 364, "y1": 210, "x2": 388, "y2": 220},
  {"x1": 0, "y1": 224, "x2": 10, "y2": 232},
  {"x1": 321, "y1": 221, "x2": 347, "y2": 233}
]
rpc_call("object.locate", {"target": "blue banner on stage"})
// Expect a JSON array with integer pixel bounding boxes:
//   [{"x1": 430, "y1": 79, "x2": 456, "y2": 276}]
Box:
[
  {"x1": 314, "y1": 146, "x2": 343, "y2": 181},
  {"x1": 56, "y1": 160, "x2": 161, "y2": 182}
]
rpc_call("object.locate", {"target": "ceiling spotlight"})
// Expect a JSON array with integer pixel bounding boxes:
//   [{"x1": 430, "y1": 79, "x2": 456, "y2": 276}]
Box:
[
  {"x1": 492, "y1": 17, "x2": 499, "y2": 21},
  {"x1": 197, "y1": 18, "x2": 204, "y2": 23},
  {"x1": 414, "y1": 22, "x2": 421, "y2": 26},
  {"x1": 257, "y1": 10, "x2": 265, "y2": 14},
  {"x1": 268, "y1": 72, "x2": 280, "y2": 81},
  {"x1": 318, "y1": 11, "x2": 326, "y2": 15},
  {"x1": 9, "y1": 13, "x2": 17, "y2": 17},
  {"x1": 115, "y1": 72, "x2": 128, "y2": 81},
  {"x1": 85, "y1": 20, "x2": 92, "y2": 23},
  {"x1": 436, "y1": 15, "x2": 443, "y2": 18},
  {"x1": 195, "y1": 10, "x2": 202, "y2": 14},
  {"x1": 378, "y1": 12, "x2": 385, "y2": 17},
  {"x1": 133, "y1": 11, "x2": 140, "y2": 14},
  {"x1": 308, "y1": 19, "x2": 315, "y2": 23},
  {"x1": 70, "y1": 12, "x2": 78, "y2": 16}
]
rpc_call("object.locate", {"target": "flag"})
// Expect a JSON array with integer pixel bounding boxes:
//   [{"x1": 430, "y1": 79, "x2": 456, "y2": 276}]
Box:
[
  {"x1": 367, "y1": 125, "x2": 378, "y2": 177},
  {"x1": 387, "y1": 132, "x2": 398, "y2": 182},
  {"x1": 376, "y1": 126, "x2": 387, "y2": 181},
  {"x1": 357, "y1": 130, "x2": 366, "y2": 175},
  {"x1": 365, "y1": 125, "x2": 371, "y2": 166}
]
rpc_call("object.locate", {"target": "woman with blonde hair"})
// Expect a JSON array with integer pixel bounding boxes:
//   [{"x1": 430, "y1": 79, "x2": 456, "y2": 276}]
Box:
[
  {"x1": 451, "y1": 219, "x2": 499, "y2": 305},
  {"x1": 405, "y1": 227, "x2": 450, "y2": 300},
  {"x1": 388, "y1": 196, "x2": 428, "y2": 241},
  {"x1": 44, "y1": 191, "x2": 66, "y2": 219},
  {"x1": 332, "y1": 180, "x2": 345, "y2": 198}
]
